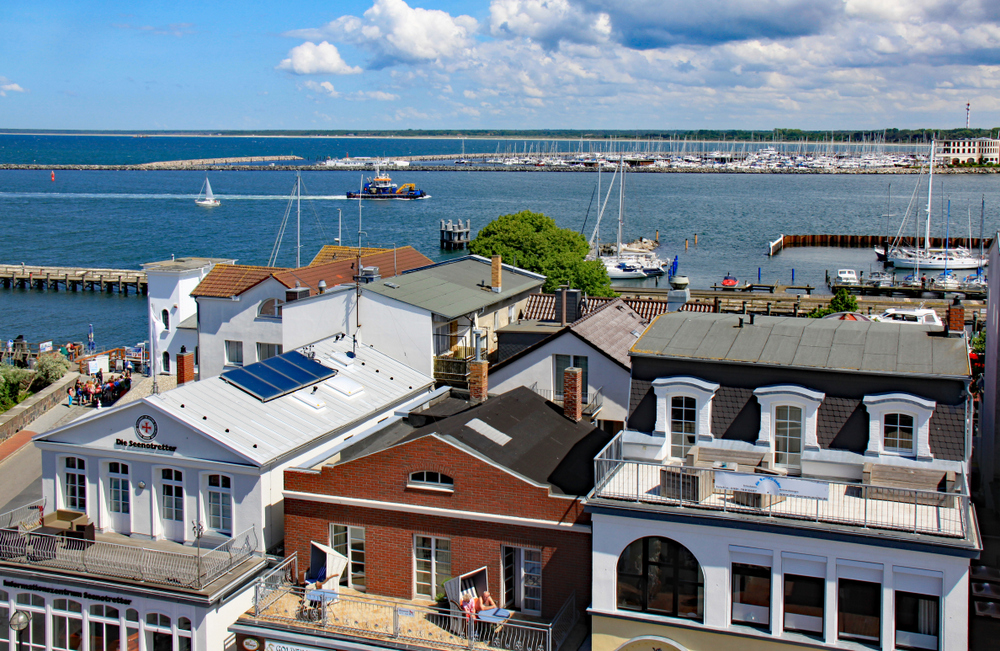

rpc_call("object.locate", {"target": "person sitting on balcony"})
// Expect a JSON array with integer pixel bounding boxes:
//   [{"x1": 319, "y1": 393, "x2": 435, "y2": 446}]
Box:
[
  {"x1": 461, "y1": 596, "x2": 478, "y2": 619},
  {"x1": 477, "y1": 591, "x2": 497, "y2": 611}
]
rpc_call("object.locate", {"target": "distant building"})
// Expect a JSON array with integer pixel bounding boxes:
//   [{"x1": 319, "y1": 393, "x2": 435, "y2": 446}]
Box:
[
  {"x1": 936, "y1": 138, "x2": 1000, "y2": 165},
  {"x1": 590, "y1": 312, "x2": 978, "y2": 651}
]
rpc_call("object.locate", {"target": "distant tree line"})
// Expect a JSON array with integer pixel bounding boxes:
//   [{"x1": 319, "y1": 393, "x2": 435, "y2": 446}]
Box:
[{"x1": 3, "y1": 128, "x2": 998, "y2": 142}]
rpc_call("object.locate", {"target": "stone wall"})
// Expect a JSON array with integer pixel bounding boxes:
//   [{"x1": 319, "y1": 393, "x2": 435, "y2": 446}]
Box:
[{"x1": 0, "y1": 371, "x2": 79, "y2": 442}]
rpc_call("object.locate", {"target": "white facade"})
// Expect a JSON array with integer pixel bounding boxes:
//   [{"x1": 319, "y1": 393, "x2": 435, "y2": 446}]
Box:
[
  {"x1": 590, "y1": 511, "x2": 971, "y2": 650},
  {"x1": 196, "y1": 278, "x2": 289, "y2": 379},
  {"x1": 282, "y1": 286, "x2": 356, "y2": 351},
  {"x1": 144, "y1": 258, "x2": 231, "y2": 377},
  {"x1": 356, "y1": 291, "x2": 436, "y2": 377},
  {"x1": 489, "y1": 332, "x2": 631, "y2": 424},
  {"x1": 937, "y1": 138, "x2": 1000, "y2": 164}
]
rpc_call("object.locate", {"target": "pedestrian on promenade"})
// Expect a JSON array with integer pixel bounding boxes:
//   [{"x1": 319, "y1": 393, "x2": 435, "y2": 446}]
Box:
[{"x1": 67, "y1": 386, "x2": 75, "y2": 407}]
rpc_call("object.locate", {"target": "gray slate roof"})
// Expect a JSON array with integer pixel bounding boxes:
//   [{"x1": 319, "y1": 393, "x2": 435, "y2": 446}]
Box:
[
  {"x1": 569, "y1": 299, "x2": 648, "y2": 367},
  {"x1": 363, "y1": 256, "x2": 545, "y2": 319},
  {"x1": 632, "y1": 313, "x2": 970, "y2": 378}
]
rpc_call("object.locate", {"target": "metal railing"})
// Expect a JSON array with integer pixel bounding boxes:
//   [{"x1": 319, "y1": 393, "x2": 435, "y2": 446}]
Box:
[
  {"x1": 0, "y1": 499, "x2": 44, "y2": 530},
  {"x1": 528, "y1": 386, "x2": 602, "y2": 415},
  {"x1": 255, "y1": 554, "x2": 299, "y2": 617},
  {"x1": 0, "y1": 521, "x2": 260, "y2": 589},
  {"x1": 593, "y1": 440, "x2": 970, "y2": 540},
  {"x1": 251, "y1": 580, "x2": 579, "y2": 651}
]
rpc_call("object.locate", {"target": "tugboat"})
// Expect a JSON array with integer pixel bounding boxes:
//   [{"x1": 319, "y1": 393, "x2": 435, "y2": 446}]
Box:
[{"x1": 347, "y1": 163, "x2": 427, "y2": 199}]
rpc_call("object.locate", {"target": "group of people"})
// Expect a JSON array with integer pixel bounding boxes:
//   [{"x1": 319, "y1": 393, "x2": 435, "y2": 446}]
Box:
[
  {"x1": 460, "y1": 591, "x2": 498, "y2": 618},
  {"x1": 67, "y1": 368, "x2": 132, "y2": 408}
]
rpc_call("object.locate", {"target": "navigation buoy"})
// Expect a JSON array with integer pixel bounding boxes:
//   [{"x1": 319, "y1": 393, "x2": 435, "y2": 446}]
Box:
[{"x1": 51, "y1": 171, "x2": 55, "y2": 181}]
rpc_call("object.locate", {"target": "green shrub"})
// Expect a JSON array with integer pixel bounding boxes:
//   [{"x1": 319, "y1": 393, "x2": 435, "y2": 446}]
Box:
[
  {"x1": 32, "y1": 353, "x2": 71, "y2": 390},
  {"x1": 0, "y1": 365, "x2": 34, "y2": 411}
]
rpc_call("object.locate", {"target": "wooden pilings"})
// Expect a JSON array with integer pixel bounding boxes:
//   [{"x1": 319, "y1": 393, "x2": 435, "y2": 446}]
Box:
[{"x1": 0, "y1": 265, "x2": 147, "y2": 296}]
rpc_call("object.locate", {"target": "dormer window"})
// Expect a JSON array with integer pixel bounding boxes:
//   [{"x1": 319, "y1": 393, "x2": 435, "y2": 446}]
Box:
[
  {"x1": 652, "y1": 377, "x2": 720, "y2": 461},
  {"x1": 863, "y1": 393, "x2": 935, "y2": 460},
  {"x1": 753, "y1": 385, "x2": 825, "y2": 472},
  {"x1": 408, "y1": 471, "x2": 454, "y2": 491},
  {"x1": 258, "y1": 298, "x2": 284, "y2": 319}
]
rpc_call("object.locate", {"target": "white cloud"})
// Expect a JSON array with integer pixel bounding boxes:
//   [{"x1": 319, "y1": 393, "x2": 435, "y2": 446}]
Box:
[
  {"x1": 348, "y1": 90, "x2": 401, "y2": 100},
  {"x1": 278, "y1": 42, "x2": 362, "y2": 75},
  {"x1": 282, "y1": 0, "x2": 477, "y2": 69},
  {"x1": 303, "y1": 81, "x2": 339, "y2": 97},
  {"x1": 0, "y1": 78, "x2": 25, "y2": 97}
]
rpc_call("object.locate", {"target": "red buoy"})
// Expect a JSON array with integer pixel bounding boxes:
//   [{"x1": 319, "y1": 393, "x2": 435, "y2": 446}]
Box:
[{"x1": 51, "y1": 171, "x2": 55, "y2": 181}]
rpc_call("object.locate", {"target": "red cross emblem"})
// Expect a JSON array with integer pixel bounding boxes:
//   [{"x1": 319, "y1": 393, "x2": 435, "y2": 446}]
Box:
[{"x1": 134, "y1": 415, "x2": 158, "y2": 441}]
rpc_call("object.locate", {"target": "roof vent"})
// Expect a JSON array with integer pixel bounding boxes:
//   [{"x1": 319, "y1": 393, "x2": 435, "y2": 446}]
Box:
[
  {"x1": 292, "y1": 390, "x2": 326, "y2": 410},
  {"x1": 354, "y1": 266, "x2": 381, "y2": 283},
  {"x1": 465, "y1": 417, "x2": 512, "y2": 446},
  {"x1": 325, "y1": 375, "x2": 365, "y2": 397},
  {"x1": 330, "y1": 351, "x2": 356, "y2": 367},
  {"x1": 384, "y1": 282, "x2": 400, "y2": 289},
  {"x1": 286, "y1": 286, "x2": 309, "y2": 302}
]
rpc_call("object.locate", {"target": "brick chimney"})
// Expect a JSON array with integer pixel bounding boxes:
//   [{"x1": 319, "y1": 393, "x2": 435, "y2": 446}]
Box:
[
  {"x1": 176, "y1": 351, "x2": 195, "y2": 385},
  {"x1": 469, "y1": 360, "x2": 488, "y2": 402},
  {"x1": 491, "y1": 255, "x2": 502, "y2": 293},
  {"x1": 563, "y1": 367, "x2": 583, "y2": 422},
  {"x1": 947, "y1": 297, "x2": 965, "y2": 334}
]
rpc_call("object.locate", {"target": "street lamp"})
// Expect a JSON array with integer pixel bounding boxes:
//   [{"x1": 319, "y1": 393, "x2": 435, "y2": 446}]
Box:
[
  {"x1": 192, "y1": 520, "x2": 205, "y2": 588},
  {"x1": 9, "y1": 610, "x2": 29, "y2": 651}
]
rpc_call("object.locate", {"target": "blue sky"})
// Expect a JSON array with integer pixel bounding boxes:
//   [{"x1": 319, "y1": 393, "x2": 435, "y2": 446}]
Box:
[{"x1": 2, "y1": 0, "x2": 999, "y2": 130}]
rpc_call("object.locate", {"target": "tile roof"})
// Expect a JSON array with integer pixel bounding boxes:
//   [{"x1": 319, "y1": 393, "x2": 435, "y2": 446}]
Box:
[
  {"x1": 310, "y1": 245, "x2": 391, "y2": 266},
  {"x1": 520, "y1": 292, "x2": 708, "y2": 322},
  {"x1": 929, "y1": 403, "x2": 965, "y2": 461},
  {"x1": 191, "y1": 265, "x2": 285, "y2": 298},
  {"x1": 632, "y1": 312, "x2": 971, "y2": 378},
  {"x1": 710, "y1": 386, "x2": 756, "y2": 440},
  {"x1": 364, "y1": 256, "x2": 545, "y2": 319},
  {"x1": 569, "y1": 299, "x2": 648, "y2": 367},
  {"x1": 816, "y1": 397, "x2": 861, "y2": 448},
  {"x1": 191, "y1": 247, "x2": 431, "y2": 299}
]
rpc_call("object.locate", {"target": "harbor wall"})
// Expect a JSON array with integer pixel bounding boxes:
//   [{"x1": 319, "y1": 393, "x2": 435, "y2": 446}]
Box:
[{"x1": 0, "y1": 371, "x2": 79, "y2": 443}]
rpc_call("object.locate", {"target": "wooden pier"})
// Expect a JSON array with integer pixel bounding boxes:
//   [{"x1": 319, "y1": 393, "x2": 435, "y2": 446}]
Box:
[
  {"x1": 0, "y1": 265, "x2": 147, "y2": 296},
  {"x1": 768, "y1": 234, "x2": 994, "y2": 256}
]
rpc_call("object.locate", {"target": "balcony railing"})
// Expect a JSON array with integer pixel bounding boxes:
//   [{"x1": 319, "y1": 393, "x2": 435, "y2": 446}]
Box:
[
  {"x1": 0, "y1": 519, "x2": 261, "y2": 589},
  {"x1": 528, "y1": 386, "x2": 603, "y2": 416},
  {"x1": 593, "y1": 436, "x2": 971, "y2": 540},
  {"x1": 249, "y1": 573, "x2": 579, "y2": 651},
  {"x1": 0, "y1": 499, "x2": 44, "y2": 530}
]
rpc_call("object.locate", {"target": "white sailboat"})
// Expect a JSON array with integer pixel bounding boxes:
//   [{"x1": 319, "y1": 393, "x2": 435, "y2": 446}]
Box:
[
  {"x1": 195, "y1": 177, "x2": 220, "y2": 207},
  {"x1": 886, "y1": 142, "x2": 985, "y2": 270},
  {"x1": 587, "y1": 159, "x2": 647, "y2": 279}
]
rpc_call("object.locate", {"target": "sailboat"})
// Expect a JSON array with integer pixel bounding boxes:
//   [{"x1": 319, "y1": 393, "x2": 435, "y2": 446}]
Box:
[
  {"x1": 886, "y1": 142, "x2": 984, "y2": 270},
  {"x1": 195, "y1": 177, "x2": 220, "y2": 207},
  {"x1": 586, "y1": 159, "x2": 653, "y2": 279}
]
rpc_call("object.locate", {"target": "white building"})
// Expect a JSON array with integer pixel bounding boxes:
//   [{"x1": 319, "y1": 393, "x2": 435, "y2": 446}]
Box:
[
  {"x1": 1, "y1": 334, "x2": 436, "y2": 651},
  {"x1": 589, "y1": 312, "x2": 979, "y2": 651},
  {"x1": 142, "y1": 257, "x2": 234, "y2": 376},
  {"x1": 936, "y1": 138, "x2": 1000, "y2": 165}
]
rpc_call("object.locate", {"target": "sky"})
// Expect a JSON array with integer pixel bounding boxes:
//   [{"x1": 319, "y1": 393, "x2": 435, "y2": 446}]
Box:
[{"x1": 1, "y1": 0, "x2": 999, "y2": 131}]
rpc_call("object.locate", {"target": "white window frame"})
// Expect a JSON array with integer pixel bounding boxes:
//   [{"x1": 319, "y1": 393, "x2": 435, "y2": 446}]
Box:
[
  {"x1": 161, "y1": 468, "x2": 185, "y2": 522},
  {"x1": 256, "y1": 342, "x2": 283, "y2": 362},
  {"x1": 224, "y1": 340, "x2": 243, "y2": 367},
  {"x1": 107, "y1": 461, "x2": 130, "y2": 515},
  {"x1": 63, "y1": 456, "x2": 87, "y2": 512},
  {"x1": 257, "y1": 298, "x2": 284, "y2": 319},
  {"x1": 553, "y1": 354, "x2": 589, "y2": 402},
  {"x1": 502, "y1": 545, "x2": 542, "y2": 615},
  {"x1": 414, "y1": 535, "x2": 451, "y2": 599},
  {"x1": 753, "y1": 386, "x2": 825, "y2": 461},
  {"x1": 330, "y1": 524, "x2": 367, "y2": 591},
  {"x1": 652, "y1": 377, "x2": 720, "y2": 459},
  {"x1": 669, "y1": 395, "x2": 698, "y2": 460},
  {"x1": 407, "y1": 471, "x2": 454, "y2": 492},
  {"x1": 205, "y1": 473, "x2": 233, "y2": 535},
  {"x1": 863, "y1": 393, "x2": 935, "y2": 460}
]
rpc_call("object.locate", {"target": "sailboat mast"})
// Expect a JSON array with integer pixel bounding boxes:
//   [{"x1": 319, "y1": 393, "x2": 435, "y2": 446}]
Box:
[
  {"x1": 617, "y1": 156, "x2": 624, "y2": 255},
  {"x1": 296, "y1": 173, "x2": 301, "y2": 268},
  {"x1": 925, "y1": 141, "x2": 934, "y2": 251}
]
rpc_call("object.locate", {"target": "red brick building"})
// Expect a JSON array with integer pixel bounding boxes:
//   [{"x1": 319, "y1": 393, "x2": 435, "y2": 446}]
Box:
[{"x1": 283, "y1": 385, "x2": 610, "y2": 620}]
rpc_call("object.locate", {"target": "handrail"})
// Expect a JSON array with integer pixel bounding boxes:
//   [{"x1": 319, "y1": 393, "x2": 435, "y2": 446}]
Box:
[
  {"x1": 593, "y1": 456, "x2": 970, "y2": 540},
  {"x1": 255, "y1": 553, "x2": 298, "y2": 617},
  {"x1": 0, "y1": 523, "x2": 260, "y2": 589},
  {"x1": 0, "y1": 499, "x2": 44, "y2": 530}
]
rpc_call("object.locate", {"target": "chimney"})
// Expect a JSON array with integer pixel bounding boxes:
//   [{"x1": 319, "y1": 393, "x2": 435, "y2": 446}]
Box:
[
  {"x1": 286, "y1": 284, "x2": 309, "y2": 302},
  {"x1": 491, "y1": 255, "x2": 502, "y2": 293},
  {"x1": 555, "y1": 287, "x2": 583, "y2": 325},
  {"x1": 469, "y1": 360, "x2": 489, "y2": 402},
  {"x1": 563, "y1": 367, "x2": 583, "y2": 422},
  {"x1": 176, "y1": 351, "x2": 195, "y2": 386},
  {"x1": 947, "y1": 297, "x2": 965, "y2": 334}
]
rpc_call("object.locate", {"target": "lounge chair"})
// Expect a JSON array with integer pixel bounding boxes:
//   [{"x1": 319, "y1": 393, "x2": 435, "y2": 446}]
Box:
[
  {"x1": 443, "y1": 567, "x2": 511, "y2": 639},
  {"x1": 298, "y1": 541, "x2": 348, "y2": 622}
]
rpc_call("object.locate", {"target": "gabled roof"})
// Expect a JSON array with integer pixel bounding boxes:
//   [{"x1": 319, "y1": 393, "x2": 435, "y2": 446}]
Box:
[
  {"x1": 363, "y1": 256, "x2": 546, "y2": 319},
  {"x1": 632, "y1": 312, "x2": 971, "y2": 377},
  {"x1": 191, "y1": 247, "x2": 431, "y2": 299},
  {"x1": 492, "y1": 298, "x2": 648, "y2": 373},
  {"x1": 36, "y1": 335, "x2": 435, "y2": 466},
  {"x1": 192, "y1": 265, "x2": 286, "y2": 298},
  {"x1": 339, "y1": 387, "x2": 612, "y2": 496},
  {"x1": 521, "y1": 292, "x2": 703, "y2": 322},
  {"x1": 310, "y1": 245, "x2": 390, "y2": 266}
]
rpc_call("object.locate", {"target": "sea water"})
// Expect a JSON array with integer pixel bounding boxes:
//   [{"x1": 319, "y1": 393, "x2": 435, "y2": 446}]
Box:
[{"x1": 1, "y1": 137, "x2": 997, "y2": 349}]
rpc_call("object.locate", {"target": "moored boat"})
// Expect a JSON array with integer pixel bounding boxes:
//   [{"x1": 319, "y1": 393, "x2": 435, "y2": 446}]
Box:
[{"x1": 721, "y1": 273, "x2": 739, "y2": 288}]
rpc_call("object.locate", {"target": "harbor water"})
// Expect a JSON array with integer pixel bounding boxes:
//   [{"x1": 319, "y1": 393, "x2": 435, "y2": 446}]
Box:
[{"x1": 1, "y1": 137, "x2": 998, "y2": 350}]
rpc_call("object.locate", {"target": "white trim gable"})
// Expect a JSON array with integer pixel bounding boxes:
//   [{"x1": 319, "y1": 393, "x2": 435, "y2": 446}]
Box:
[
  {"x1": 753, "y1": 385, "x2": 825, "y2": 454},
  {"x1": 652, "y1": 376, "x2": 720, "y2": 460},
  {"x1": 863, "y1": 392, "x2": 936, "y2": 460}
]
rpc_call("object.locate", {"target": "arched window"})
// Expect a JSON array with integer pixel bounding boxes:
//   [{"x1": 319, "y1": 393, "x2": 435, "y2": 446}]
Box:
[
  {"x1": 408, "y1": 471, "x2": 454, "y2": 489},
  {"x1": 145, "y1": 613, "x2": 172, "y2": 651},
  {"x1": 161, "y1": 309, "x2": 170, "y2": 329},
  {"x1": 89, "y1": 604, "x2": 120, "y2": 651},
  {"x1": 258, "y1": 298, "x2": 284, "y2": 319},
  {"x1": 52, "y1": 599, "x2": 83, "y2": 651},
  {"x1": 162, "y1": 351, "x2": 171, "y2": 373},
  {"x1": 64, "y1": 457, "x2": 86, "y2": 511},
  {"x1": 16, "y1": 593, "x2": 46, "y2": 651},
  {"x1": 178, "y1": 617, "x2": 193, "y2": 651},
  {"x1": 617, "y1": 536, "x2": 704, "y2": 622}
]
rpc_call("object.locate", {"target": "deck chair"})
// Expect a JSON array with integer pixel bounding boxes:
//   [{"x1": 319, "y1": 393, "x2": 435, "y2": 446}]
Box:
[
  {"x1": 299, "y1": 541, "x2": 349, "y2": 621},
  {"x1": 444, "y1": 567, "x2": 510, "y2": 638}
]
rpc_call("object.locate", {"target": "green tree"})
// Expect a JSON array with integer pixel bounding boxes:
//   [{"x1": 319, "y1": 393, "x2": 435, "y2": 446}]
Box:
[
  {"x1": 469, "y1": 210, "x2": 615, "y2": 296},
  {"x1": 808, "y1": 288, "x2": 859, "y2": 318},
  {"x1": 32, "y1": 353, "x2": 71, "y2": 391}
]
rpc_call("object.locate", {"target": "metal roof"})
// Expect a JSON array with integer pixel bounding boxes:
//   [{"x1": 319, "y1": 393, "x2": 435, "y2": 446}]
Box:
[
  {"x1": 145, "y1": 335, "x2": 434, "y2": 466},
  {"x1": 632, "y1": 312, "x2": 970, "y2": 377},
  {"x1": 362, "y1": 256, "x2": 545, "y2": 319}
]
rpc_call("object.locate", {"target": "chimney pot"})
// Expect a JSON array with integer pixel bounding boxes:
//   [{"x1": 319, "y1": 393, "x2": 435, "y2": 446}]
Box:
[
  {"x1": 176, "y1": 351, "x2": 195, "y2": 386},
  {"x1": 563, "y1": 367, "x2": 583, "y2": 422},
  {"x1": 469, "y1": 360, "x2": 489, "y2": 402}
]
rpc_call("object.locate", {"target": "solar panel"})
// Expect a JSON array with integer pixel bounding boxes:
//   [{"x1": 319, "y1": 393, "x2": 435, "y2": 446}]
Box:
[{"x1": 221, "y1": 350, "x2": 337, "y2": 402}]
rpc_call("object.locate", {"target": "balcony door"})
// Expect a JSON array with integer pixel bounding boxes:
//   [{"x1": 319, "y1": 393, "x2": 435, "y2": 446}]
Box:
[
  {"x1": 159, "y1": 468, "x2": 185, "y2": 542},
  {"x1": 107, "y1": 462, "x2": 131, "y2": 534},
  {"x1": 502, "y1": 546, "x2": 542, "y2": 614}
]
